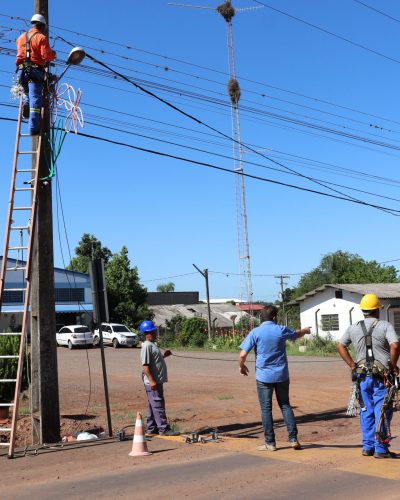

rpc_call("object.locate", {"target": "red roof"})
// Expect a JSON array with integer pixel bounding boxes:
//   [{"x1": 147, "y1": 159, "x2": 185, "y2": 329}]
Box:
[{"x1": 237, "y1": 304, "x2": 265, "y2": 311}]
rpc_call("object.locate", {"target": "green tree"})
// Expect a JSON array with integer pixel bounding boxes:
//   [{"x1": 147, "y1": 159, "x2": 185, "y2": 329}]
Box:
[
  {"x1": 68, "y1": 233, "x2": 112, "y2": 273},
  {"x1": 294, "y1": 250, "x2": 399, "y2": 298},
  {"x1": 156, "y1": 282, "x2": 175, "y2": 292},
  {"x1": 105, "y1": 246, "x2": 152, "y2": 327}
]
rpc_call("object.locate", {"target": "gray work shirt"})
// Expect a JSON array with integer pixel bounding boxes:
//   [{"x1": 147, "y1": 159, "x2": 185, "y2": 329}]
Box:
[
  {"x1": 339, "y1": 318, "x2": 398, "y2": 369},
  {"x1": 141, "y1": 340, "x2": 168, "y2": 385}
]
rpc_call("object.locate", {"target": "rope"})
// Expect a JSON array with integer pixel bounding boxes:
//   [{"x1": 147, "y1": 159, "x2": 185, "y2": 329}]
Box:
[{"x1": 170, "y1": 352, "x2": 342, "y2": 363}]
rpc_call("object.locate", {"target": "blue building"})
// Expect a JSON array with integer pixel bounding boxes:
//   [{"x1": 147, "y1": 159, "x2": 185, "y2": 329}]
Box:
[{"x1": 0, "y1": 257, "x2": 93, "y2": 333}]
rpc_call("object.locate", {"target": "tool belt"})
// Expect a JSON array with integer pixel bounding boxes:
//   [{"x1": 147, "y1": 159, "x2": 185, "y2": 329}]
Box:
[
  {"x1": 355, "y1": 359, "x2": 388, "y2": 378},
  {"x1": 17, "y1": 62, "x2": 42, "y2": 70}
]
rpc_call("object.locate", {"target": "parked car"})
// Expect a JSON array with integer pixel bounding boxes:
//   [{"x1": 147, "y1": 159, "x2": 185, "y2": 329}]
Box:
[
  {"x1": 56, "y1": 325, "x2": 94, "y2": 349},
  {"x1": 93, "y1": 323, "x2": 139, "y2": 348}
]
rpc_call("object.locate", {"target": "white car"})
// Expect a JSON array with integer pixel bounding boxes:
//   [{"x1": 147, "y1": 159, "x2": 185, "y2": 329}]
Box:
[
  {"x1": 93, "y1": 323, "x2": 139, "y2": 348},
  {"x1": 56, "y1": 325, "x2": 94, "y2": 349}
]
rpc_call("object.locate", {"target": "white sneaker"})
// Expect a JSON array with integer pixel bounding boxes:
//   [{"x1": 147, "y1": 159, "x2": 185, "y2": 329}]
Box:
[
  {"x1": 256, "y1": 443, "x2": 276, "y2": 451},
  {"x1": 290, "y1": 440, "x2": 301, "y2": 450}
]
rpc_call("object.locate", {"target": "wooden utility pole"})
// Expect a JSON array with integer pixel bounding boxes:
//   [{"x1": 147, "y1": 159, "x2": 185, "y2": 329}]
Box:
[
  {"x1": 274, "y1": 274, "x2": 289, "y2": 326},
  {"x1": 193, "y1": 264, "x2": 212, "y2": 339},
  {"x1": 30, "y1": 0, "x2": 60, "y2": 444}
]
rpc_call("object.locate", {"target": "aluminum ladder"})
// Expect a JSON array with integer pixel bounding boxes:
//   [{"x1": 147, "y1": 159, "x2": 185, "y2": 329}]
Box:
[{"x1": 0, "y1": 96, "x2": 42, "y2": 458}]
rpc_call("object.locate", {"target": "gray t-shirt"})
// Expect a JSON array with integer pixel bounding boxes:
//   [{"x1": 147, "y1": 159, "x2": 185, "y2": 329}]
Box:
[
  {"x1": 141, "y1": 340, "x2": 168, "y2": 385},
  {"x1": 339, "y1": 317, "x2": 398, "y2": 369}
]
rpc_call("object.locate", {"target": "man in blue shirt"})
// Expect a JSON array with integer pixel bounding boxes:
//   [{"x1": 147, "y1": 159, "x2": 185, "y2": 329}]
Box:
[{"x1": 239, "y1": 305, "x2": 311, "y2": 451}]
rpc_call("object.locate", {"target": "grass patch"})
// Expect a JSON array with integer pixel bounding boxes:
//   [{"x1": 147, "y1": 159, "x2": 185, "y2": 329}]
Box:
[{"x1": 215, "y1": 394, "x2": 234, "y2": 400}]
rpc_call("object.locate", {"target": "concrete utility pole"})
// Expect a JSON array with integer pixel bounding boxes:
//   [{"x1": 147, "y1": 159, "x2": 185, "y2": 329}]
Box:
[
  {"x1": 192, "y1": 264, "x2": 212, "y2": 339},
  {"x1": 30, "y1": 0, "x2": 60, "y2": 444},
  {"x1": 274, "y1": 275, "x2": 289, "y2": 326}
]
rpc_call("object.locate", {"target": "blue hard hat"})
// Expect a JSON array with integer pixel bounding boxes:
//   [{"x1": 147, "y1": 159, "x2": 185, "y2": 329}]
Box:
[{"x1": 139, "y1": 320, "x2": 157, "y2": 333}]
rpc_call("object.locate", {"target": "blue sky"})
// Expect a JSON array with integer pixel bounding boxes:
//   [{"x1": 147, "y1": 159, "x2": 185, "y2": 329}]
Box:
[{"x1": 1, "y1": 0, "x2": 400, "y2": 302}]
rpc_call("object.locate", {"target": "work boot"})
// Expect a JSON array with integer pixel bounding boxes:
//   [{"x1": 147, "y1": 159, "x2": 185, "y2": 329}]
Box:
[
  {"x1": 374, "y1": 451, "x2": 397, "y2": 459},
  {"x1": 290, "y1": 440, "x2": 302, "y2": 450},
  {"x1": 160, "y1": 429, "x2": 180, "y2": 436},
  {"x1": 256, "y1": 443, "x2": 276, "y2": 451},
  {"x1": 146, "y1": 429, "x2": 159, "y2": 436},
  {"x1": 22, "y1": 102, "x2": 29, "y2": 119},
  {"x1": 362, "y1": 448, "x2": 374, "y2": 456}
]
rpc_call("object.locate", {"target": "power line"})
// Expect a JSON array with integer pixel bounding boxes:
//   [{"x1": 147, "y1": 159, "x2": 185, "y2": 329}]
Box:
[
  {"x1": 3, "y1": 13, "x2": 400, "y2": 129},
  {"x1": 1, "y1": 115, "x2": 399, "y2": 214},
  {"x1": 353, "y1": 1, "x2": 400, "y2": 24},
  {"x1": 54, "y1": 38, "x2": 394, "y2": 214},
  {"x1": 2, "y1": 99, "x2": 399, "y2": 204},
  {"x1": 252, "y1": 0, "x2": 400, "y2": 65}
]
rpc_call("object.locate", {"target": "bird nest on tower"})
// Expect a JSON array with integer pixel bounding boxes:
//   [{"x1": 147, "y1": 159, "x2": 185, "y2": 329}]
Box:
[
  {"x1": 217, "y1": 1, "x2": 235, "y2": 22},
  {"x1": 228, "y1": 78, "x2": 241, "y2": 104}
]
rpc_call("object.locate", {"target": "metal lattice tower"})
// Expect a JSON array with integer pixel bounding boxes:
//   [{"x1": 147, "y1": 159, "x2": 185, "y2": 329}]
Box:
[
  {"x1": 169, "y1": 1, "x2": 260, "y2": 323},
  {"x1": 219, "y1": 2, "x2": 253, "y2": 322}
]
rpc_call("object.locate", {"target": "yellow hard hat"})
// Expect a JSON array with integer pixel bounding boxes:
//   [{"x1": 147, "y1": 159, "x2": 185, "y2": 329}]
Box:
[{"x1": 360, "y1": 293, "x2": 382, "y2": 311}]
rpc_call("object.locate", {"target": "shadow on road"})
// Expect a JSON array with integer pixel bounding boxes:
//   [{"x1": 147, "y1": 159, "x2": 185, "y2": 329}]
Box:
[{"x1": 205, "y1": 407, "x2": 349, "y2": 438}]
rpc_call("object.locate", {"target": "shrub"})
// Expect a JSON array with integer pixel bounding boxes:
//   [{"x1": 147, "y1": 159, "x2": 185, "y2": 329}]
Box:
[
  {"x1": 176, "y1": 317, "x2": 208, "y2": 347},
  {"x1": 0, "y1": 335, "x2": 29, "y2": 403}
]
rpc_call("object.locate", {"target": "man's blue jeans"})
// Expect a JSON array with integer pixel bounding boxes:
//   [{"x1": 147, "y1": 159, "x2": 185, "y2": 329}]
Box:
[
  {"x1": 18, "y1": 67, "x2": 45, "y2": 134},
  {"x1": 256, "y1": 379, "x2": 298, "y2": 444}
]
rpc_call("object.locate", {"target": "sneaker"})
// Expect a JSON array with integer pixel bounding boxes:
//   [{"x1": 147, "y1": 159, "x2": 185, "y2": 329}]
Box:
[
  {"x1": 256, "y1": 443, "x2": 276, "y2": 451},
  {"x1": 22, "y1": 103, "x2": 29, "y2": 119},
  {"x1": 374, "y1": 451, "x2": 397, "y2": 459},
  {"x1": 160, "y1": 429, "x2": 180, "y2": 436},
  {"x1": 362, "y1": 448, "x2": 374, "y2": 456},
  {"x1": 290, "y1": 440, "x2": 302, "y2": 450},
  {"x1": 146, "y1": 429, "x2": 159, "y2": 435}
]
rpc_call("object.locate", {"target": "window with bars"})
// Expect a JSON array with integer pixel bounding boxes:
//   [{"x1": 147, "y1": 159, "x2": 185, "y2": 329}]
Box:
[
  {"x1": 3, "y1": 290, "x2": 23, "y2": 303},
  {"x1": 393, "y1": 311, "x2": 400, "y2": 336},
  {"x1": 321, "y1": 314, "x2": 339, "y2": 331},
  {"x1": 55, "y1": 288, "x2": 85, "y2": 303}
]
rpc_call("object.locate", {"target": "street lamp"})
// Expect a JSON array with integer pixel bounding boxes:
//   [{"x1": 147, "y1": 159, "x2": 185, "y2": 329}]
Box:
[{"x1": 58, "y1": 47, "x2": 86, "y2": 81}]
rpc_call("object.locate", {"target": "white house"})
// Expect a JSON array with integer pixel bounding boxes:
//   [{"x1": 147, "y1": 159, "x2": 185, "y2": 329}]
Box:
[{"x1": 289, "y1": 284, "x2": 400, "y2": 341}]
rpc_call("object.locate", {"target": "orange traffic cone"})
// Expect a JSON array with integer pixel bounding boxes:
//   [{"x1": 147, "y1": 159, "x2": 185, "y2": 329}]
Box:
[{"x1": 129, "y1": 412, "x2": 152, "y2": 457}]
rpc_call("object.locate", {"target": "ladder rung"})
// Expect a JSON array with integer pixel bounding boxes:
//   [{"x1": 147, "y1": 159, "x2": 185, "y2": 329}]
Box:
[
  {"x1": 0, "y1": 428, "x2": 11, "y2": 432},
  {"x1": 0, "y1": 356, "x2": 19, "y2": 359},
  {"x1": 18, "y1": 151, "x2": 38, "y2": 155},
  {"x1": 0, "y1": 380, "x2": 17, "y2": 383},
  {"x1": 17, "y1": 169, "x2": 35, "y2": 173},
  {"x1": 10, "y1": 226, "x2": 29, "y2": 231},
  {"x1": 8, "y1": 246, "x2": 28, "y2": 251},
  {"x1": 15, "y1": 188, "x2": 33, "y2": 192},
  {"x1": 0, "y1": 333, "x2": 22, "y2": 336},
  {"x1": 0, "y1": 403, "x2": 14, "y2": 407},
  {"x1": 4, "y1": 288, "x2": 26, "y2": 292},
  {"x1": 13, "y1": 207, "x2": 32, "y2": 211},
  {"x1": 6, "y1": 267, "x2": 26, "y2": 271},
  {"x1": 20, "y1": 133, "x2": 33, "y2": 137},
  {"x1": 0, "y1": 443, "x2": 11, "y2": 447}
]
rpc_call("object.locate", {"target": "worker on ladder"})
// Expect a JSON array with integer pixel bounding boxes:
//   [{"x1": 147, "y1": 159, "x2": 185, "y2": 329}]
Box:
[{"x1": 15, "y1": 14, "x2": 56, "y2": 135}]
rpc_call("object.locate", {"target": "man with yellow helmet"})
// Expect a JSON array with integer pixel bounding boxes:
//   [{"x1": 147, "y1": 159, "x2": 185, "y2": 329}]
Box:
[{"x1": 337, "y1": 293, "x2": 399, "y2": 458}]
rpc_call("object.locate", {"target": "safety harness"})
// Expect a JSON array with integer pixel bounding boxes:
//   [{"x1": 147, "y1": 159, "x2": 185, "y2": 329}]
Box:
[
  {"x1": 355, "y1": 320, "x2": 387, "y2": 378},
  {"x1": 17, "y1": 31, "x2": 46, "y2": 84}
]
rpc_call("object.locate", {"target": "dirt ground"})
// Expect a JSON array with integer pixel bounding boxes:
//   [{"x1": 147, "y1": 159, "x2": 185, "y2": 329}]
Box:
[
  {"x1": 6, "y1": 347, "x2": 362, "y2": 446},
  {"x1": 2, "y1": 347, "x2": 400, "y2": 499}
]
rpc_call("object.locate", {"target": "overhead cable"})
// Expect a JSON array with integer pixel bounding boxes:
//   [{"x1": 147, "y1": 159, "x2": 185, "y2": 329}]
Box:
[{"x1": 252, "y1": 0, "x2": 400, "y2": 65}]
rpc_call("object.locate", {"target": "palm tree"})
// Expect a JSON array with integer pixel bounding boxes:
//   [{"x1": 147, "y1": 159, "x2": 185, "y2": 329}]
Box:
[{"x1": 156, "y1": 282, "x2": 175, "y2": 293}]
